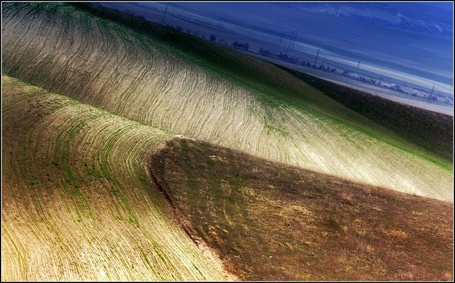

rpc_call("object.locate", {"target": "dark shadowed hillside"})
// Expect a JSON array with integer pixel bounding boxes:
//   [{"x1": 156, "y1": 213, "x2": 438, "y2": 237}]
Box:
[{"x1": 150, "y1": 138, "x2": 453, "y2": 281}]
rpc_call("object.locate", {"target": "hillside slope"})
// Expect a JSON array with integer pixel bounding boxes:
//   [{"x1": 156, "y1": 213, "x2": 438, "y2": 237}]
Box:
[
  {"x1": 2, "y1": 2, "x2": 452, "y2": 201},
  {"x1": 3, "y1": 75, "x2": 452, "y2": 281},
  {"x1": 278, "y1": 65, "x2": 453, "y2": 161},
  {"x1": 150, "y1": 137, "x2": 453, "y2": 281},
  {"x1": 1, "y1": 75, "x2": 231, "y2": 281}
]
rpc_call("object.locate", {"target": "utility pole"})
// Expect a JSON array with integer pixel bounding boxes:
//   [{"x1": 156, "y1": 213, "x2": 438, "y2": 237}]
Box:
[
  {"x1": 273, "y1": 34, "x2": 283, "y2": 52},
  {"x1": 314, "y1": 49, "x2": 320, "y2": 64},
  {"x1": 290, "y1": 30, "x2": 297, "y2": 52},
  {"x1": 162, "y1": 6, "x2": 168, "y2": 24},
  {"x1": 287, "y1": 33, "x2": 292, "y2": 51},
  {"x1": 287, "y1": 30, "x2": 297, "y2": 52}
]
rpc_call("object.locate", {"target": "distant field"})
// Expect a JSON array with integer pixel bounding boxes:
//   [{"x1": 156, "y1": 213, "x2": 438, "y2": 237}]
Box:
[
  {"x1": 247, "y1": 53, "x2": 454, "y2": 116},
  {"x1": 144, "y1": 2, "x2": 453, "y2": 92},
  {"x1": 277, "y1": 65, "x2": 454, "y2": 160}
]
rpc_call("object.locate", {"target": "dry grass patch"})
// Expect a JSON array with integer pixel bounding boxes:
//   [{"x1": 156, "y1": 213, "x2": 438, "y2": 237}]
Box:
[{"x1": 150, "y1": 137, "x2": 453, "y2": 281}]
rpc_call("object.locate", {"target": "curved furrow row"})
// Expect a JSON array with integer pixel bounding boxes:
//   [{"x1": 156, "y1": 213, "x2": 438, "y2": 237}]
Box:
[
  {"x1": 0, "y1": 2, "x2": 270, "y2": 156},
  {"x1": 2, "y1": 75, "x2": 229, "y2": 281},
  {"x1": 275, "y1": 107, "x2": 452, "y2": 199}
]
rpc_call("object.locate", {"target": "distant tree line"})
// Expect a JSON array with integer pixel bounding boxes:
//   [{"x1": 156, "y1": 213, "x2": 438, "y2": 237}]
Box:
[{"x1": 232, "y1": 41, "x2": 249, "y2": 51}]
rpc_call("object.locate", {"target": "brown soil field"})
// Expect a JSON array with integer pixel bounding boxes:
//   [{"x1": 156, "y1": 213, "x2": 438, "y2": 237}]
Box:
[{"x1": 150, "y1": 137, "x2": 453, "y2": 281}]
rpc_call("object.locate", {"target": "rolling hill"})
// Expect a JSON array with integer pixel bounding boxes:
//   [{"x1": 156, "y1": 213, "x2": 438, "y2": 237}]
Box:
[
  {"x1": 2, "y1": 2, "x2": 452, "y2": 200},
  {"x1": 2, "y1": 75, "x2": 231, "y2": 281},
  {"x1": 1, "y1": 2, "x2": 453, "y2": 281},
  {"x1": 150, "y1": 137, "x2": 453, "y2": 281}
]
